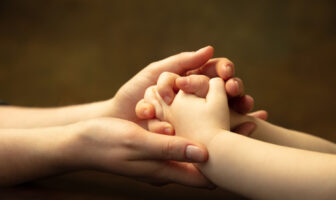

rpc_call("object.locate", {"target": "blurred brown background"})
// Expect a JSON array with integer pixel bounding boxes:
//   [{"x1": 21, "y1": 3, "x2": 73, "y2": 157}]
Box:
[{"x1": 0, "y1": 0, "x2": 336, "y2": 199}]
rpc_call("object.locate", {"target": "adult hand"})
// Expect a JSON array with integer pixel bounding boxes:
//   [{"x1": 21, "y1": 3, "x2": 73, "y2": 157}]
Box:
[
  {"x1": 67, "y1": 118, "x2": 212, "y2": 187},
  {"x1": 136, "y1": 73, "x2": 268, "y2": 136},
  {"x1": 134, "y1": 51, "x2": 267, "y2": 136},
  {"x1": 111, "y1": 46, "x2": 261, "y2": 135}
]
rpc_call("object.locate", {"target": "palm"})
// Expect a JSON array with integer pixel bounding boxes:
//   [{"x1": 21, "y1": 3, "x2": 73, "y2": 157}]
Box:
[
  {"x1": 113, "y1": 69, "x2": 159, "y2": 124},
  {"x1": 112, "y1": 47, "x2": 214, "y2": 124}
]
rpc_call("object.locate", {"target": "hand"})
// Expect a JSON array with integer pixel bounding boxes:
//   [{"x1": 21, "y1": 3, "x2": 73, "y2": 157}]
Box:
[
  {"x1": 141, "y1": 78, "x2": 229, "y2": 145},
  {"x1": 110, "y1": 46, "x2": 214, "y2": 124},
  {"x1": 110, "y1": 46, "x2": 258, "y2": 132},
  {"x1": 65, "y1": 118, "x2": 213, "y2": 187},
  {"x1": 136, "y1": 72, "x2": 268, "y2": 136}
]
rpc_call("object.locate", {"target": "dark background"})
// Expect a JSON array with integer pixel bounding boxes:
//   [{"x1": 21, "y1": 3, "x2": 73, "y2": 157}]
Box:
[{"x1": 0, "y1": 0, "x2": 336, "y2": 199}]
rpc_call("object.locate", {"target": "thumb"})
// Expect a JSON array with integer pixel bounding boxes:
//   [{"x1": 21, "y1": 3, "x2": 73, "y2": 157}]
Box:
[
  {"x1": 206, "y1": 77, "x2": 228, "y2": 106},
  {"x1": 144, "y1": 46, "x2": 214, "y2": 76},
  {"x1": 138, "y1": 132, "x2": 208, "y2": 163}
]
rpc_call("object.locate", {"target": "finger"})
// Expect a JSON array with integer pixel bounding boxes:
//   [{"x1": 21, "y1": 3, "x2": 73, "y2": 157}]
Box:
[
  {"x1": 135, "y1": 99, "x2": 155, "y2": 119},
  {"x1": 206, "y1": 78, "x2": 227, "y2": 106},
  {"x1": 144, "y1": 86, "x2": 164, "y2": 119},
  {"x1": 186, "y1": 58, "x2": 235, "y2": 80},
  {"x1": 148, "y1": 119, "x2": 175, "y2": 135},
  {"x1": 225, "y1": 77, "x2": 244, "y2": 98},
  {"x1": 249, "y1": 110, "x2": 268, "y2": 120},
  {"x1": 232, "y1": 122, "x2": 257, "y2": 137},
  {"x1": 145, "y1": 46, "x2": 214, "y2": 76},
  {"x1": 134, "y1": 160, "x2": 214, "y2": 188},
  {"x1": 139, "y1": 133, "x2": 208, "y2": 163},
  {"x1": 175, "y1": 75, "x2": 210, "y2": 97},
  {"x1": 155, "y1": 161, "x2": 214, "y2": 188},
  {"x1": 230, "y1": 94, "x2": 254, "y2": 114},
  {"x1": 157, "y1": 72, "x2": 180, "y2": 104}
]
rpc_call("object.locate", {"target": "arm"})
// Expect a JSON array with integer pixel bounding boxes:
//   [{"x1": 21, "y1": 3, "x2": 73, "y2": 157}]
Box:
[
  {"x1": 0, "y1": 100, "x2": 113, "y2": 128},
  {"x1": 0, "y1": 126, "x2": 73, "y2": 186},
  {"x1": 143, "y1": 76, "x2": 336, "y2": 199},
  {"x1": 0, "y1": 118, "x2": 210, "y2": 187},
  {"x1": 1, "y1": 46, "x2": 252, "y2": 130},
  {"x1": 199, "y1": 130, "x2": 336, "y2": 200},
  {"x1": 142, "y1": 71, "x2": 336, "y2": 154},
  {"x1": 231, "y1": 112, "x2": 336, "y2": 154}
]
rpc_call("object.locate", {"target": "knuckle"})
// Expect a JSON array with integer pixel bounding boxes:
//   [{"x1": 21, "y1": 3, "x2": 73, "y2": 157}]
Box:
[
  {"x1": 122, "y1": 126, "x2": 142, "y2": 149},
  {"x1": 144, "y1": 86, "x2": 157, "y2": 99},
  {"x1": 199, "y1": 75, "x2": 210, "y2": 84},
  {"x1": 148, "y1": 61, "x2": 159, "y2": 68},
  {"x1": 159, "y1": 71, "x2": 175, "y2": 82}
]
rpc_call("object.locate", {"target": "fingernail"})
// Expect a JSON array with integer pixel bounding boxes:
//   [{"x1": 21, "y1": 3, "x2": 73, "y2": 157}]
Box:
[
  {"x1": 163, "y1": 96, "x2": 171, "y2": 104},
  {"x1": 224, "y1": 64, "x2": 233, "y2": 77},
  {"x1": 143, "y1": 108, "x2": 149, "y2": 116},
  {"x1": 164, "y1": 127, "x2": 173, "y2": 135},
  {"x1": 233, "y1": 80, "x2": 239, "y2": 92},
  {"x1": 186, "y1": 145, "x2": 206, "y2": 162}
]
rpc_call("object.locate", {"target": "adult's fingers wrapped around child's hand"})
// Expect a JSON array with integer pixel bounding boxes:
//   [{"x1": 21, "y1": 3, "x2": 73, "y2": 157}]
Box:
[{"x1": 186, "y1": 58, "x2": 235, "y2": 80}]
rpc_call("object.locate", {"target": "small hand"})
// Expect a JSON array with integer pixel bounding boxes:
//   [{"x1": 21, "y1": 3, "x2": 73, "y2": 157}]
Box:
[
  {"x1": 136, "y1": 72, "x2": 268, "y2": 136},
  {"x1": 140, "y1": 78, "x2": 230, "y2": 145}
]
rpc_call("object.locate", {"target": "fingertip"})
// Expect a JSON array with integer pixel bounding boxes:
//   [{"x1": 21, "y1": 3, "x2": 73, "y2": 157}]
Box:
[
  {"x1": 217, "y1": 62, "x2": 235, "y2": 80},
  {"x1": 232, "y1": 122, "x2": 257, "y2": 136},
  {"x1": 185, "y1": 144, "x2": 208, "y2": 163},
  {"x1": 157, "y1": 72, "x2": 179, "y2": 105},
  {"x1": 175, "y1": 76, "x2": 189, "y2": 90},
  {"x1": 231, "y1": 95, "x2": 254, "y2": 114},
  {"x1": 260, "y1": 110, "x2": 268, "y2": 120},
  {"x1": 135, "y1": 101, "x2": 156, "y2": 119},
  {"x1": 207, "y1": 77, "x2": 227, "y2": 103},
  {"x1": 196, "y1": 45, "x2": 214, "y2": 56},
  {"x1": 148, "y1": 120, "x2": 175, "y2": 135},
  {"x1": 249, "y1": 110, "x2": 268, "y2": 120},
  {"x1": 225, "y1": 78, "x2": 244, "y2": 97}
]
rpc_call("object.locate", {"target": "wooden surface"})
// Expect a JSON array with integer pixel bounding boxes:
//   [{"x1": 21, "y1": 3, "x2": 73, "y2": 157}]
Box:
[{"x1": 0, "y1": 0, "x2": 335, "y2": 199}]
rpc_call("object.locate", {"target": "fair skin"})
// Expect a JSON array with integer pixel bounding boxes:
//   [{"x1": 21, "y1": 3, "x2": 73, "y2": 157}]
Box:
[
  {"x1": 140, "y1": 72, "x2": 336, "y2": 154},
  {"x1": 143, "y1": 74, "x2": 336, "y2": 199},
  {"x1": 0, "y1": 46, "x2": 265, "y2": 187}
]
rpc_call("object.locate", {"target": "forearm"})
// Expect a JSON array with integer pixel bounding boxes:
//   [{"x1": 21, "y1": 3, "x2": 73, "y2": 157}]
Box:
[
  {"x1": 0, "y1": 126, "x2": 76, "y2": 186},
  {"x1": 232, "y1": 112, "x2": 336, "y2": 154},
  {"x1": 198, "y1": 131, "x2": 336, "y2": 200},
  {"x1": 0, "y1": 100, "x2": 113, "y2": 128},
  {"x1": 251, "y1": 118, "x2": 336, "y2": 154}
]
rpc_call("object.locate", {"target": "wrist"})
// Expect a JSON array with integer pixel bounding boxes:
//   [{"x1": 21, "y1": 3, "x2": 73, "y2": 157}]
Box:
[
  {"x1": 55, "y1": 122, "x2": 92, "y2": 171},
  {"x1": 96, "y1": 98, "x2": 117, "y2": 118},
  {"x1": 193, "y1": 128, "x2": 225, "y2": 147}
]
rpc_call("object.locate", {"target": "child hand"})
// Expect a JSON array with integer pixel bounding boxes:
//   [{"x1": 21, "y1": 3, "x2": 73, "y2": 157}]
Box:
[
  {"x1": 136, "y1": 72, "x2": 268, "y2": 136},
  {"x1": 143, "y1": 77, "x2": 230, "y2": 145}
]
